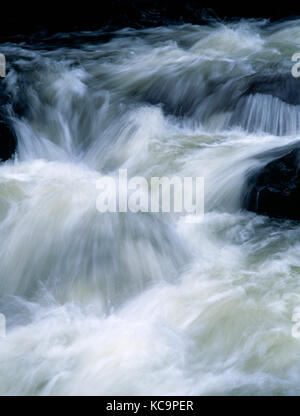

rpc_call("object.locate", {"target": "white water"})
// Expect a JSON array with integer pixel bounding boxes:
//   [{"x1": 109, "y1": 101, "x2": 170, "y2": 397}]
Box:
[{"x1": 1, "y1": 19, "x2": 300, "y2": 395}]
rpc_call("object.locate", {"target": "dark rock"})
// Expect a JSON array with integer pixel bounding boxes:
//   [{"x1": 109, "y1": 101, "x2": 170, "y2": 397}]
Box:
[
  {"x1": 244, "y1": 73, "x2": 300, "y2": 106},
  {"x1": 243, "y1": 144, "x2": 300, "y2": 219},
  {"x1": 0, "y1": 79, "x2": 16, "y2": 161},
  {"x1": 0, "y1": 117, "x2": 16, "y2": 162}
]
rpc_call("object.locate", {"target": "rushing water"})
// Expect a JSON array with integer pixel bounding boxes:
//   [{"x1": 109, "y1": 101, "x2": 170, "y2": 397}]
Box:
[{"x1": 1, "y1": 18, "x2": 300, "y2": 395}]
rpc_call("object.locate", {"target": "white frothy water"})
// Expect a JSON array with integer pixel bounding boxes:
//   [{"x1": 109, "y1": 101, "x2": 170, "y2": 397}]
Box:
[{"x1": 1, "y1": 19, "x2": 300, "y2": 395}]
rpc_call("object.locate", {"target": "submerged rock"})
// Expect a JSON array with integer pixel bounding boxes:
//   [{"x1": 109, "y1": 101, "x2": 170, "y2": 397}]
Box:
[{"x1": 243, "y1": 145, "x2": 300, "y2": 219}]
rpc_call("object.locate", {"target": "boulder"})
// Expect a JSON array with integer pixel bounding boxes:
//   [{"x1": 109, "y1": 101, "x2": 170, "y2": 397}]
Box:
[
  {"x1": 0, "y1": 117, "x2": 16, "y2": 161},
  {"x1": 244, "y1": 73, "x2": 300, "y2": 106},
  {"x1": 242, "y1": 145, "x2": 300, "y2": 219},
  {"x1": 0, "y1": 78, "x2": 17, "y2": 161}
]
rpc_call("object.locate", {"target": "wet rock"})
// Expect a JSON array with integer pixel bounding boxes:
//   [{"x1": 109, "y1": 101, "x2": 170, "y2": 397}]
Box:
[
  {"x1": 0, "y1": 81, "x2": 16, "y2": 161},
  {"x1": 227, "y1": 73, "x2": 300, "y2": 135},
  {"x1": 0, "y1": 117, "x2": 16, "y2": 161},
  {"x1": 244, "y1": 73, "x2": 300, "y2": 106},
  {"x1": 243, "y1": 145, "x2": 300, "y2": 219}
]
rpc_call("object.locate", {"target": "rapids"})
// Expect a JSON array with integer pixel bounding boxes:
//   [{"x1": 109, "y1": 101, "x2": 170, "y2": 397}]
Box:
[{"x1": 1, "y1": 18, "x2": 300, "y2": 395}]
